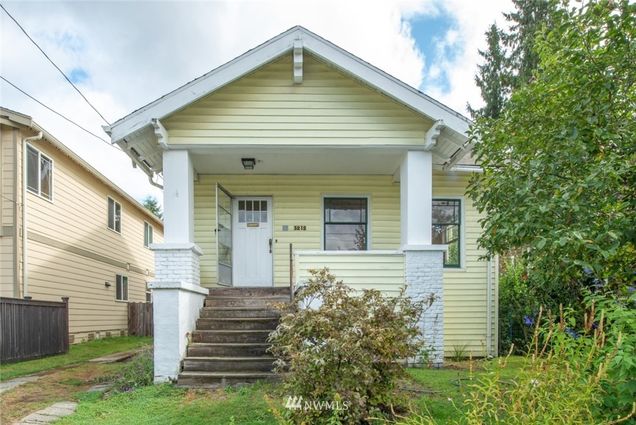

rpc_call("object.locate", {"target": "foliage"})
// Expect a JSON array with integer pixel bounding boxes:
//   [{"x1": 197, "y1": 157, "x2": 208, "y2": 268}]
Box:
[
  {"x1": 467, "y1": 24, "x2": 509, "y2": 119},
  {"x1": 142, "y1": 195, "x2": 162, "y2": 219},
  {"x1": 469, "y1": 0, "x2": 636, "y2": 296},
  {"x1": 0, "y1": 336, "x2": 151, "y2": 382},
  {"x1": 450, "y1": 344, "x2": 469, "y2": 362},
  {"x1": 268, "y1": 268, "x2": 428, "y2": 424},
  {"x1": 398, "y1": 302, "x2": 634, "y2": 424},
  {"x1": 586, "y1": 291, "x2": 636, "y2": 419},
  {"x1": 110, "y1": 348, "x2": 154, "y2": 392}
]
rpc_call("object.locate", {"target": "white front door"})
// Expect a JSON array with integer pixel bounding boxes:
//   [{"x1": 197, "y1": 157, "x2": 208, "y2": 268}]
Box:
[{"x1": 232, "y1": 197, "x2": 273, "y2": 286}]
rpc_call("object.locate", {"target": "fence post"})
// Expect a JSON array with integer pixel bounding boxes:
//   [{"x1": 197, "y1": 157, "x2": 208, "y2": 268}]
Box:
[{"x1": 61, "y1": 297, "x2": 69, "y2": 351}]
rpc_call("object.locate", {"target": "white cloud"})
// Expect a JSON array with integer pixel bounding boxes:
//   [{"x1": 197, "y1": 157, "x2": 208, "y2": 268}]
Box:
[{"x1": 0, "y1": 0, "x2": 511, "y2": 205}]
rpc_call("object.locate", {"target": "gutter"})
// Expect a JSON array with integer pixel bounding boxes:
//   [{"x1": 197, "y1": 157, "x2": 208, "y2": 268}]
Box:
[{"x1": 21, "y1": 130, "x2": 44, "y2": 298}]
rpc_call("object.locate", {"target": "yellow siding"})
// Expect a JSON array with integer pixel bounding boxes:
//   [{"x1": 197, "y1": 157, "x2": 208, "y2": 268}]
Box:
[
  {"x1": 6, "y1": 129, "x2": 163, "y2": 342},
  {"x1": 194, "y1": 172, "x2": 493, "y2": 356},
  {"x1": 164, "y1": 53, "x2": 433, "y2": 146},
  {"x1": 295, "y1": 252, "x2": 404, "y2": 297},
  {"x1": 0, "y1": 124, "x2": 17, "y2": 296}
]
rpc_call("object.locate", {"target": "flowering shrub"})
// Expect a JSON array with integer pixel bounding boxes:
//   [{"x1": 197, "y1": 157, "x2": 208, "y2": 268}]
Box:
[{"x1": 268, "y1": 268, "x2": 429, "y2": 424}]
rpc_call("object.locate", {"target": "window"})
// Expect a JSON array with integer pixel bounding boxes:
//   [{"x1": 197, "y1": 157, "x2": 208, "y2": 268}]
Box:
[
  {"x1": 238, "y1": 200, "x2": 268, "y2": 223},
  {"x1": 432, "y1": 199, "x2": 461, "y2": 267},
  {"x1": 144, "y1": 222, "x2": 153, "y2": 248},
  {"x1": 324, "y1": 197, "x2": 367, "y2": 250},
  {"x1": 116, "y1": 274, "x2": 128, "y2": 301},
  {"x1": 145, "y1": 282, "x2": 152, "y2": 303},
  {"x1": 108, "y1": 197, "x2": 122, "y2": 233},
  {"x1": 26, "y1": 145, "x2": 53, "y2": 200}
]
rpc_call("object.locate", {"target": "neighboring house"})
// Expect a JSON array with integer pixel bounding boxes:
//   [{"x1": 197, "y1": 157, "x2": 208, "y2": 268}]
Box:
[
  {"x1": 0, "y1": 107, "x2": 163, "y2": 343},
  {"x1": 105, "y1": 26, "x2": 498, "y2": 383}
]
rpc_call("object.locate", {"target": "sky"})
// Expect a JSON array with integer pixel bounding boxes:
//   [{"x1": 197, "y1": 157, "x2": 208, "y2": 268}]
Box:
[{"x1": 0, "y1": 0, "x2": 512, "y2": 206}]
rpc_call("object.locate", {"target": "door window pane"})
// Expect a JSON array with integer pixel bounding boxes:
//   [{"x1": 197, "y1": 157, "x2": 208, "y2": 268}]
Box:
[{"x1": 324, "y1": 198, "x2": 367, "y2": 250}]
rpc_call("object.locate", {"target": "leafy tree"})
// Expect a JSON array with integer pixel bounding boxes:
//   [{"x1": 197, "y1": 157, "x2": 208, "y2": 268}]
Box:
[
  {"x1": 468, "y1": 24, "x2": 509, "y2": 119},
  {"x1": 468, "y1": 0, "x2": 636, "y2": 294},
  {"x1": 142, "y1": 196, "x2": 162, "y2": 219}
]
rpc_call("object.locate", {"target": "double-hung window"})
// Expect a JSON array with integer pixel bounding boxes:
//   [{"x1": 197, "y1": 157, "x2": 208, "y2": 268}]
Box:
[
  {"x1": 116, "y1": 274, "x2": 128, "y2": 301},
  {"x1": 144, "y1": 222, "x2": 153, "y2": 248},
  {"x1": 324, "y1": 197, "x2": 368, "y2": 250},
  {"x1": 432, "y1": 199, "x2": 461, "y2": 267},
  {"x1": 108, "y1": 197, "x2": 122, "y2": 233},
  {"x1": 26, "y1": 145, "x2": 53, "y2": 201}
]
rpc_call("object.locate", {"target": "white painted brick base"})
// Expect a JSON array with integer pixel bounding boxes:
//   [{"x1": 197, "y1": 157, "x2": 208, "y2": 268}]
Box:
[
  {"x1": 404, "y1": 249, "x2": 444, "y2": 366},
  {"x1": 149, "y1": 243, "x2": 207, "y2": 382}
]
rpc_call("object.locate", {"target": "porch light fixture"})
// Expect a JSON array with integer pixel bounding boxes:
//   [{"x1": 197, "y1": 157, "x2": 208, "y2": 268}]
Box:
[{"x1": 241, "y1": 158, "x2": 256, "y2": 170}]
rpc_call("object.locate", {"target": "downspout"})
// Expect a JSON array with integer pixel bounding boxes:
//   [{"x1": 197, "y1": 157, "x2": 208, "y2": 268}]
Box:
[
  {"x1": 21, "y1": 131, "x2": 43, "y2": 298},
  {"x1": 12, "y1": 128, "x2": 19, "y2": 297}
]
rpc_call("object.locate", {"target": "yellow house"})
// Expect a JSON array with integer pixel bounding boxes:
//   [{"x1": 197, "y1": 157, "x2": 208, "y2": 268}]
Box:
[
  {"x1": 105, "y1": 26, "x2": 498, "y2": 383},
  {"x1": 0, "y1": 108, "x2": 163, "y2": 342}
]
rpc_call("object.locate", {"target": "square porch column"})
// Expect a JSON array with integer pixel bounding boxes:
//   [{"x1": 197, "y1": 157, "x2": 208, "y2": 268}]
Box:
[
  {"x1": 400, "y1": 151, "x2": 445, "y2": 366},
  {"x1": 150, "y1": 149, "x2": 208, "y2": 382}
]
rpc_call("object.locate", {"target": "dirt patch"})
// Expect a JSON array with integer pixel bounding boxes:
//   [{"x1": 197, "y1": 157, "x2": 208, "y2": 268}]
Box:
[{"x1": 0, "y1": 362, "x2": 122, "y2": 424}]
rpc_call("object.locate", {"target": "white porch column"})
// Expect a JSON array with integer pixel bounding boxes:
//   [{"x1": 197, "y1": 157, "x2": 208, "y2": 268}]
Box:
[
  {"x1": 150, "y1": 149, "x2": 208, "y2": 383},
  {"x1": 400, "y1": 151, "x2": 445, "y2": 367}
]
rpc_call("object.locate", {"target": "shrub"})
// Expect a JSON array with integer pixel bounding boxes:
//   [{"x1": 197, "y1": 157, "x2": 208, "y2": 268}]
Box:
[
  {"x1": 111, "y1": 348, "x2": 154, "y2": 392},
  {"x1": 398, "y1": 299, "x2": 635, "y2": 425},
  {"x1": 268, "y1": 268, "x2": 429, "y2": 424}
]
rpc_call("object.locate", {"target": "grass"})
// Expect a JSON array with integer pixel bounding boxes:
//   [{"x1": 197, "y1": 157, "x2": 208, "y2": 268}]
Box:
[
  {"x1": 52, "y1": 357, "x2": 525, "y2": 425},
  {"x1": 57, "y1": 383, "x2": 279, "y2": 425},
  {"x1": 0, "y1": 336, "x2": 151, "y2": 381}
]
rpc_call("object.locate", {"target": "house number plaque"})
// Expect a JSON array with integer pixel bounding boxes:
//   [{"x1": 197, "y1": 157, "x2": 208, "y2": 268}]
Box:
[{"x1": 293, "y1": 225, "x2": 307, "y2": 231}]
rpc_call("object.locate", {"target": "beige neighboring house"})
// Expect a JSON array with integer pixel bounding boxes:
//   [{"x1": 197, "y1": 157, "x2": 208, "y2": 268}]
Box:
[{"x1": 0, "y1": 107, "x2": 163, "y2": 343}]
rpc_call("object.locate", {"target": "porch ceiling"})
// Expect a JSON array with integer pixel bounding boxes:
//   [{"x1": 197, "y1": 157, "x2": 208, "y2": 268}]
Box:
[{"x1": 188, "y1": 146, "x2": 448, "y2": 175}]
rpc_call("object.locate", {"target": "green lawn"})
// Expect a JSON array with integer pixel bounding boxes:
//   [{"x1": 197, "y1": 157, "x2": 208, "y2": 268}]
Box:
[
  {"x1": 54, "y1": 357, "x2": 525, "y2": 425},
  {"x1": 0, "y1": 336, "x2": 151, "y2": 381}
]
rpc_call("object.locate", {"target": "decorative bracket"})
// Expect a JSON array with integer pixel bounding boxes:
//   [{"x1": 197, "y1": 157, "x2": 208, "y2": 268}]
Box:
[
  {"x1": 423, "y1": 120, "x2": 445, "y2": 151},
  {"x1": 293, "y1": 39, "x2": 303, "y2": 84},
  {"x1": 151, "y1": 118, "x2": 169, "y2": 150}
]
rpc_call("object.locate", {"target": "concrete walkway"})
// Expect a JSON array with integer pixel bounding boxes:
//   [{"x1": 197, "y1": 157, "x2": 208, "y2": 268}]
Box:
[
  {"x1": 14, "y1": 401, "x2": 77, "y2": 424},
  {"x1": 0, "y1": 376, "x2": 41, "y2": 395}
]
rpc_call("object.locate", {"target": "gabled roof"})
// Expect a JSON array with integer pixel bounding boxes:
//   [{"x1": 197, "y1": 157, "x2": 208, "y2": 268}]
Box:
[
  {"x1": 0, "y1": 107, "x2": 163, "y2": 228},
  {"x1": 104, "y1": 25, "x2": 474, "y2": 175}
]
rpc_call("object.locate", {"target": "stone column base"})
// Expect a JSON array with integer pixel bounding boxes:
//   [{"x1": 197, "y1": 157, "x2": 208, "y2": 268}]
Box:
[{"x1": 404, "y1": 247, "x2": 445, "y2": 367}]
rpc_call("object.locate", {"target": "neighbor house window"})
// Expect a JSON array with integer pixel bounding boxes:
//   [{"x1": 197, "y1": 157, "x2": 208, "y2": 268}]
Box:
[
  {"x1": 108, "y1": 197, "x2": 122, "y2": 233},
  {"x1": 324, "y1": 197, "x2": 367, "y2": 250},
  {"x1": 145, "y1": 282, "x2": 152, "y2": 303},
  {"x1": 26, "y1": 145, "x2": 53, "y2": 201},
  {"x1": 432, "y1": 199, "x2": 461, "y2": 267},
  {"x1": 144, "y1": 222, "x2": 153, "y2": 248},
  {"x1": 116, "y1": 274, "x2": 128, "y2": 301}
]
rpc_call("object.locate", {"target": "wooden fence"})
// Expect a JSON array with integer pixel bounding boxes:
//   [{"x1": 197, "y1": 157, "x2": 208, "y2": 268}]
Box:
[
  {"x1": 128, "y1": 302, "x2": 153, "y2": 337},
  {"x1": 0, "y1": 297, "x2": 69, "y2": 363}
]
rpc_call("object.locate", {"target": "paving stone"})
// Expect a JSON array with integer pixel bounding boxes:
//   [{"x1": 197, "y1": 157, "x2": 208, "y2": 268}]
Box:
[
  {"x1": 0, "y1": 375, "x2": 40, "y2": 395},
  {"x1": 15, "y1": 401, "x2": 77, "y2": 424},
  {"x1": 87, "y1": 383, "x2": 111, "y2": 393},
  {"x1": 88, "y1": 350, "x2": 137, "y2": 363}
]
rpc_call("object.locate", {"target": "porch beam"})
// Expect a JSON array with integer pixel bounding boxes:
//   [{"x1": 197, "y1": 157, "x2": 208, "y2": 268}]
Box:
[
  {"x1": 400, "y1": 151, "x2": 433, "y2": 247},
  {"x1": 163, "y1": 150, "x2": 195, "y2": 243}
]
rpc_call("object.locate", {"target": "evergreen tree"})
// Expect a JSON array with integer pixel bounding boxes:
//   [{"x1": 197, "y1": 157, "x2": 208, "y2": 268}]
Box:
[
  {"x1": 503, "y1": 0, "x2": 557, "y2": 88},
  {"x1": 142, "y1": 195, "x2": 162, "y2": 219},
  {"x1": 467, "y1": 23, "x2": 508, "y2": 119}
]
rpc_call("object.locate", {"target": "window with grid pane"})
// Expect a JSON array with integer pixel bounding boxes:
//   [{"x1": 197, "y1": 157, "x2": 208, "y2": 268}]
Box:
[
  {"x1": 324, "y1": 198, "x2": 367, "y2": 250},
  {"x1": 238, "y1": 200, "x2": 268, "y2": 223},
  {"x1": 432, "y1": 199, "x2": 461, "y2": 267}
]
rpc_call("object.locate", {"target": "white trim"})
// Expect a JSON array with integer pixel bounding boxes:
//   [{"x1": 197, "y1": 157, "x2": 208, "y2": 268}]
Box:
[
  {"x1": 321, "y1": 194, "x2": 371, "y2": 250},
  {"x1": 293, "y1": 39, "x2": 303, "y2": 84},
  {"x1": 296, "y1": 249, "x2": 402, "y2": 256},
  {"x1": 105, "y1": 26, "x2": 471, "y2": 143},
  {"x1": 401, "y1": 244, "x2": 448, "y2": 252},
  {"x1": 144, "y1": 221, "x2": 154, "y2": 249},
  {"x1": 107, "y1": 196, "x2": 122, "y2": 234},
  {"x1": 148, "y1": 280, "x2": 209, "y2": 296},
  {"x1": 150, "y1": 242, "x2": 203, "y2": 256},
  {"x1": 423, "y1": 120, "x2": 445, "y2": 151}
]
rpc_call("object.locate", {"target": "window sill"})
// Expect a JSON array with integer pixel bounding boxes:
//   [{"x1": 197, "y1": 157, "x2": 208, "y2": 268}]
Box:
[
  {"x1": 107, "y1": 227, "x2": 122, "y2": 236},
  {"x1": 27, "y1": 189, "x2": 54, "y2": 204},
  {"x1": 443, "y1": 267, "x2": 467, "y2": 272},
  {"x1": 115, "y1": 299, "x2": 129, "y2": 303}
]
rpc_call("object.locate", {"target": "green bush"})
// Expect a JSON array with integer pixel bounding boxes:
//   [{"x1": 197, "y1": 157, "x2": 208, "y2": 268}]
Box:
[
  {"x1": 268, "y1": 268, "x2": 429, "y2": 424},
  {"x1": 498, "y1": 259, "x2": 536, "y2": 354},
  {"x1": 111, "y1": 348, "x2": 154, "y2": 392}
]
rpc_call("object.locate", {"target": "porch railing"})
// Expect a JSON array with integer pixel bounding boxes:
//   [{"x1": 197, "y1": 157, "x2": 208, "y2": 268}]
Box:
[{"x1": 294, "y1": 250, "x2": 405, "y2": 297}]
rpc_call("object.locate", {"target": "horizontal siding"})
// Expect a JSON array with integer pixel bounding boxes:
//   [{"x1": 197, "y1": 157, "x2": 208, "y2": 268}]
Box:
[
  {"x1": 164, "y1": 53, "x2": 433, "y2": 146},
  {"x1": 27, "y1": 239, "x2": 148, "y2": 339},
  {"x1": 296, "y1": 252, "x2": 404, "y2": 297},
  {"x1": 194, "y1": 172, "x2": 494, "y2": 356},
  {"x1": 0, "y1": 124, "x2": 16, "y2": 296}
]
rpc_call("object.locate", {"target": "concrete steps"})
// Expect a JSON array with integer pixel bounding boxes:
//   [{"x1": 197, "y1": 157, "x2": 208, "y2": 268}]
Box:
[{"x1": 177, "y1": 286, "x2": 290, "y2": 387}]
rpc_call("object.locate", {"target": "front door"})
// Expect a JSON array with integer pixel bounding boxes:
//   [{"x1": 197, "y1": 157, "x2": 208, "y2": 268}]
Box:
[{"x1": 232, "y1": 197, "x2": 273, "y2": 286}]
